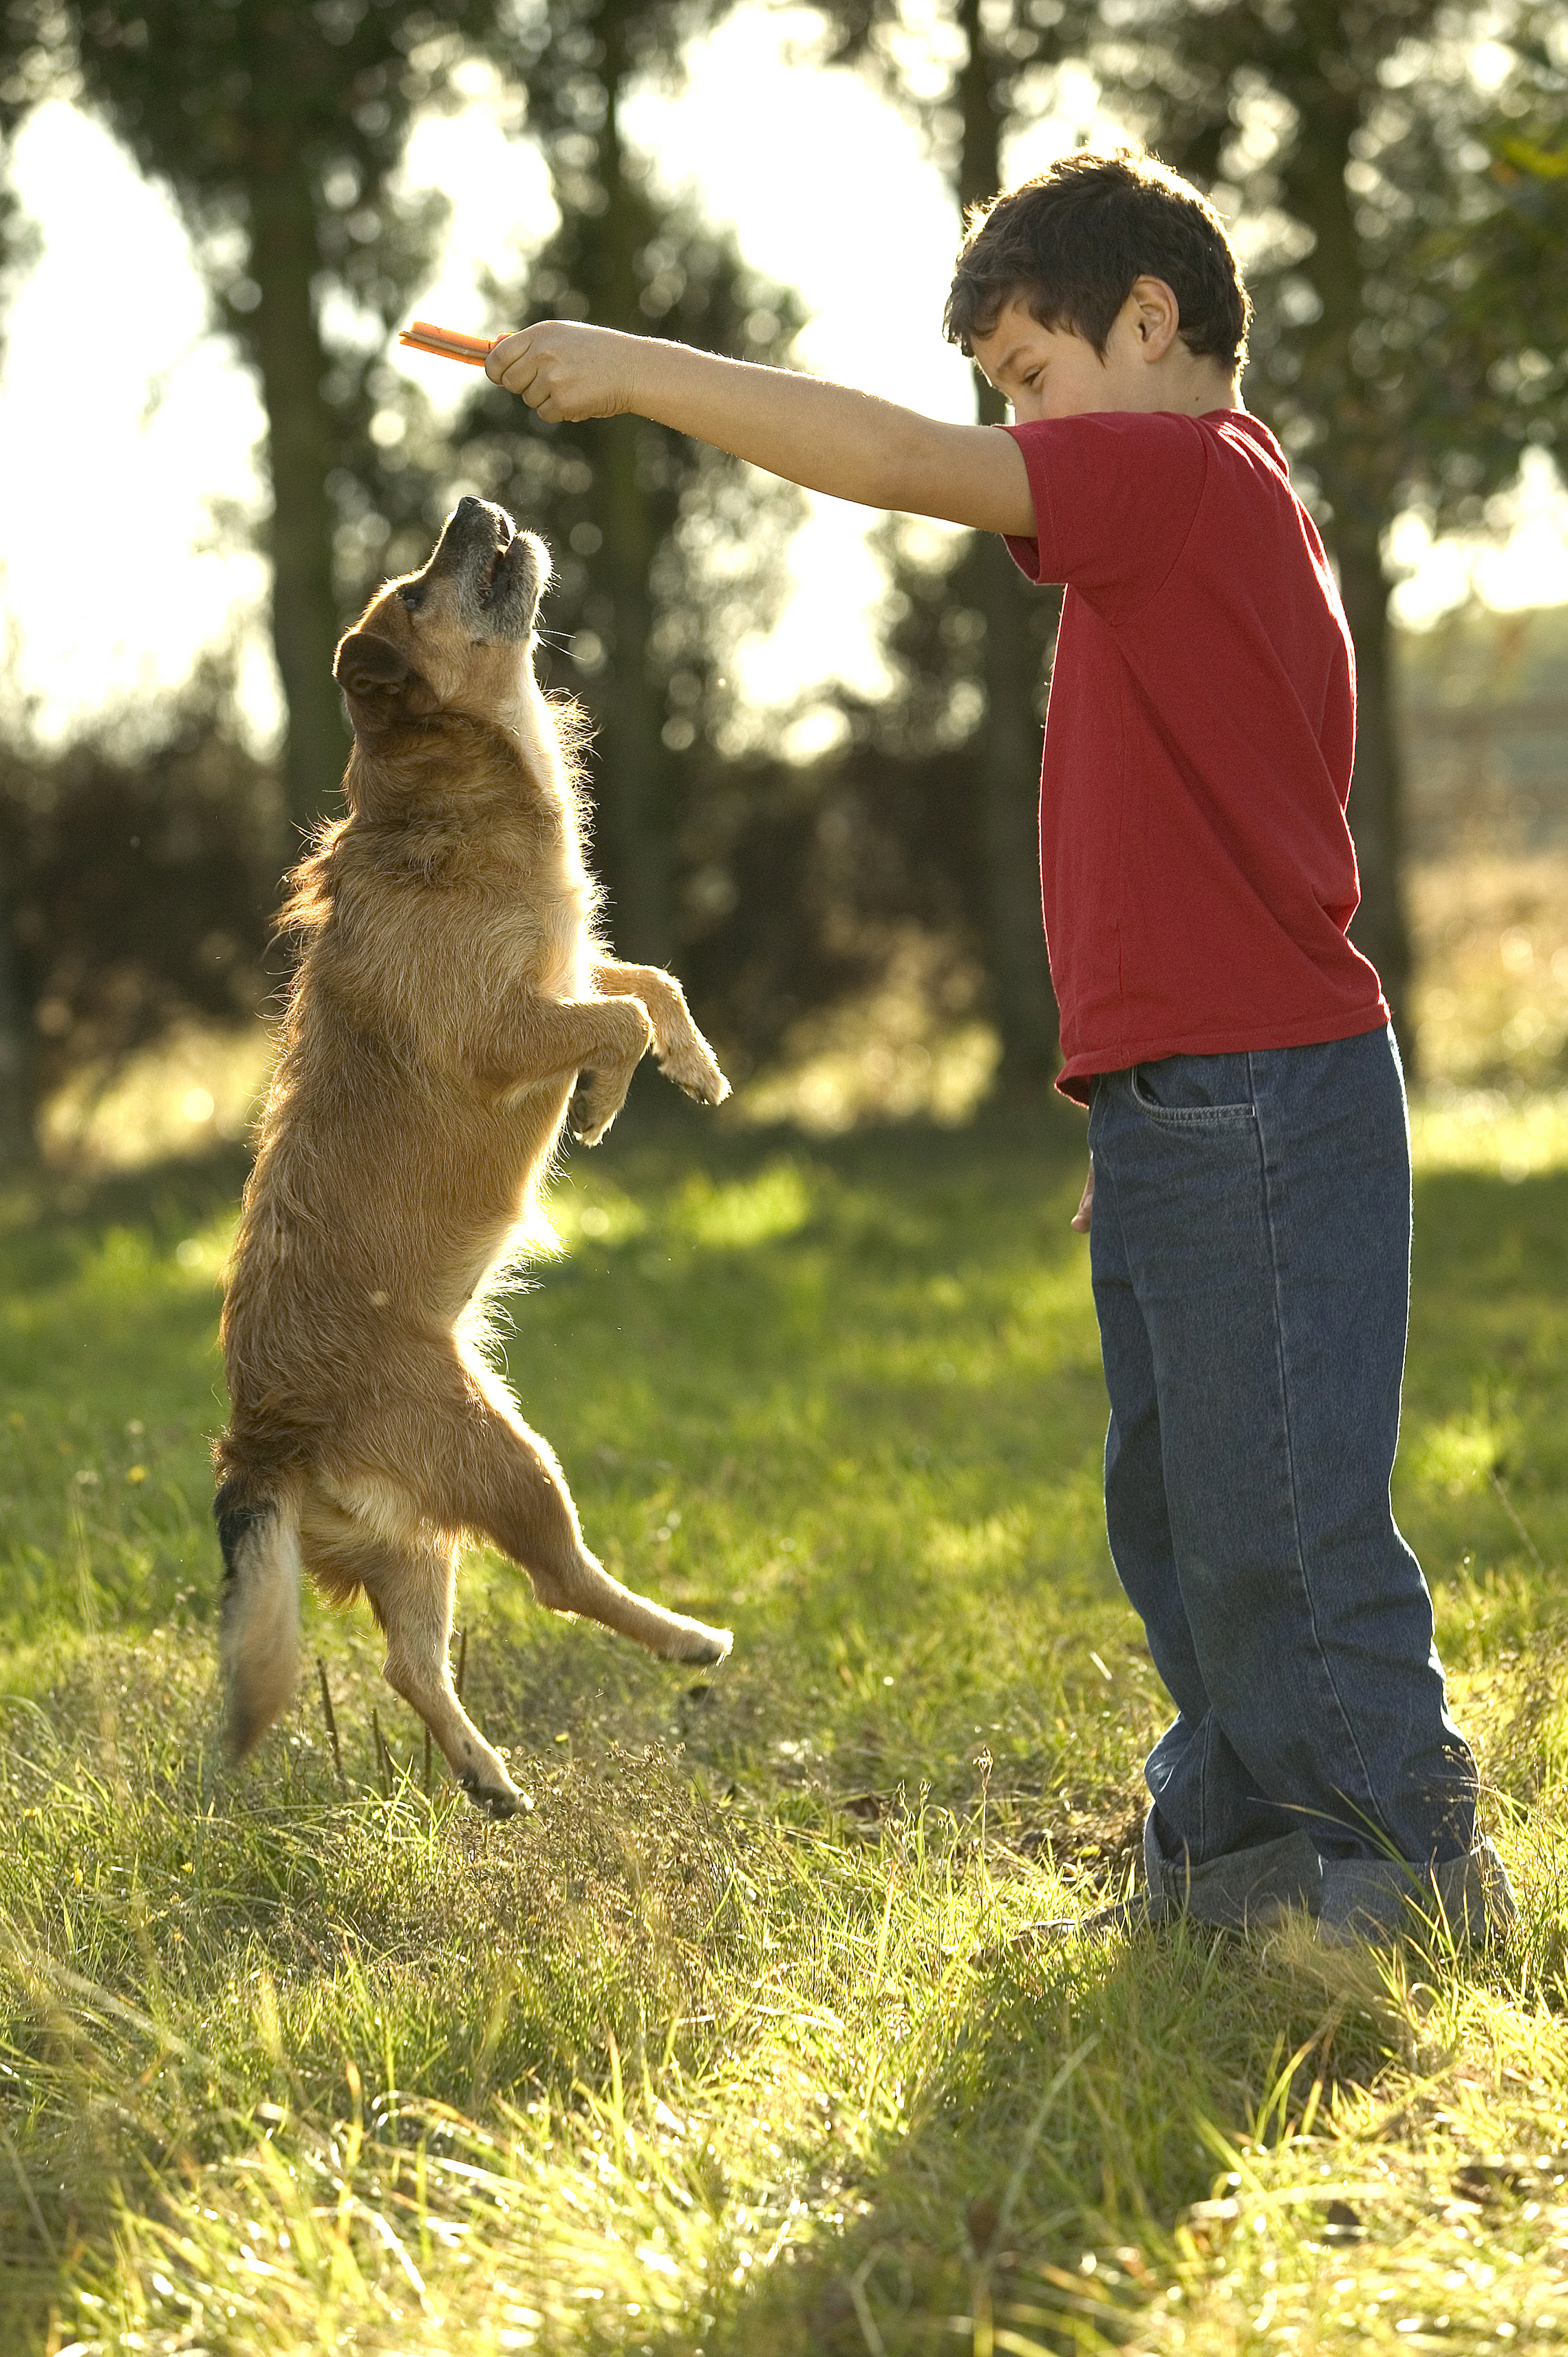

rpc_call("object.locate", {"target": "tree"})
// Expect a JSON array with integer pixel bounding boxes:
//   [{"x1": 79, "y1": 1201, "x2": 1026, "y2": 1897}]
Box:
[
  {"x1": 0, "y1": 0, "x2": 820, "y2": 976},
  {"x1": 1086, "y1": 0, "x2": 1568, "y2": 1059},
  {"x1": 824, "y1": 0, "x2": 1069, "y2": 1089},
  {"x1": 0, "y1": 663, "x2": 277, "y2": 1135},
  {"x1": 442, "y1": 0, "x2": 808, "y2": 968},
  {"x1": 0, "y1": 0, "x2": 505, "y2": 854},
  {"x1": 0, "y1": 156, "x2": 39, "y2": 1161},
  {"x1": 0, "y1": 0, "x2": 841, "y2": 1122}
]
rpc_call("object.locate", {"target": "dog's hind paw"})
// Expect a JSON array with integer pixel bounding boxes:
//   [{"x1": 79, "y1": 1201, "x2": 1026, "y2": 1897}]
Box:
[
  {"x1": 459, "y1": 1768, "x2": 527, "y2": 1820},
  {"x1": 667, "y1": 1617, "x2": 733, "y2": 1667}
]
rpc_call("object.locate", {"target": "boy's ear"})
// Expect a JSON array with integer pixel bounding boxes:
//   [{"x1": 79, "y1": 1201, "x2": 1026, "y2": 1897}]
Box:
[{"x1": 333, "y1": 630, "x2": 438, "y2": 727}]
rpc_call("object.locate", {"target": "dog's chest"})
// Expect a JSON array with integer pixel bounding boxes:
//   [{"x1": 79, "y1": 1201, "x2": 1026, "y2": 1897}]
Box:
[{"x1": 539, "y1": 873, "x2": 592, "y2": 990}]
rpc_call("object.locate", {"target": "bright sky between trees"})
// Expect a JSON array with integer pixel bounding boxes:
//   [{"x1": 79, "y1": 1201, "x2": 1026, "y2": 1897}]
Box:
[{"x1": 1, "y1": 3, "x2": 1565, "y2": 749}]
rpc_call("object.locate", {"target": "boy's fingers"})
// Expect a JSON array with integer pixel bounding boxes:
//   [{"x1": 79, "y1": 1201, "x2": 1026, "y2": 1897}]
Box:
[
  {"x1": 485, "y1": 321, "x2": 628, "y2": 421},
  {"x1": 487, "y1": 330, "x2": 563, "y2": 412},
  {"x1": 1070, "y1": 1160, "x2": 1094, "y2": 1233},
  {"x1": 485, "y1": 328, "x2": 533, "y2": 383},
  {"x1": 488, "y1": 332, "x2": 547, "y2": 403}
]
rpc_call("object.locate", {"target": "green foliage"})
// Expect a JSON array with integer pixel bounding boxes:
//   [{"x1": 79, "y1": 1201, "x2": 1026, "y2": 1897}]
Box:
[
  {"x1": 1080, "y1": 0, "x2": 1568, "y2": 537},
  {"x1": 0, "y1": 1, "x2": 532, "y2": 838},
  {"x1": 820, "y1": 0, "x2": 1073, "y2": 213},
  {"x1": 343, "y1": 0, "x2": 868, "y2": 1049},
  {"x1": 0, "y1": 665, "x2": 276, "y2": 1117},
  {"x1": 452, "y1": 225, "x2": 805, "y2": 752},
  {"x1": 443, "y1": 0, "x2": 815, "y2": 973},
  {"x1": 442, "y1": 201, "x2": 808, "y2": 992},
  {"x1": 1, "y1": 0, "x2": 471, "y2": 200},
  {"x1": 0, "y1": 0, "x2": 482, "y2": 576},
  {"x1": 1437, "y1": 109, "x2": 1568, "y2": 489},
  {"x1": 1, "y1": 1101, "x2": 1566, "y2": 2351},
  {"x1": 784, "y1": 0, "x2": 1071, "y2": 1087}
]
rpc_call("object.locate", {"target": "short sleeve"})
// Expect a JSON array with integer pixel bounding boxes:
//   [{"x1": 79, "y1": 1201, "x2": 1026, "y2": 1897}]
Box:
[{"x1": 1001, "y1": 412, "x2": 1210, "y2": 625}]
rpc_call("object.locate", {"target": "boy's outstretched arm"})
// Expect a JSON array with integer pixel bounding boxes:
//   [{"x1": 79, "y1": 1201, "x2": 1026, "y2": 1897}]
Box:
[{"x1": 486, "y1": 323, "x2": 1037, "y2": 539}]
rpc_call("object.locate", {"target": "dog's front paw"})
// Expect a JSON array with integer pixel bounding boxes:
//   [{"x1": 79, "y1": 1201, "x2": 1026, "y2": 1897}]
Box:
[
  {"x1": 568, "y1": 1069, "x2": 631, "y2": 1146},
  {"x1": 656, "y1": 1036, "x2": 730, "y2": 1107}
]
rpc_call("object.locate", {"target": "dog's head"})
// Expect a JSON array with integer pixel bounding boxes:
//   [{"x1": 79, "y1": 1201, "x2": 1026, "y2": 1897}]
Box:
[{"x1": 333, "y1": 498, "x2": 550, "y2": 740}]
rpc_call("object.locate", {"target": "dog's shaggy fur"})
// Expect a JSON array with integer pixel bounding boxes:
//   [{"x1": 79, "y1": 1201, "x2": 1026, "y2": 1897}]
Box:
[{"x1": 215, "y1": 498, "x2": 731, "y2": 1815}]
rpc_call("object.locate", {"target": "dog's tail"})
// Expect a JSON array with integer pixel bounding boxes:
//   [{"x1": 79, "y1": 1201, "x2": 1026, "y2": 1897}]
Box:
[{"x1": 215, "y1": 1475, "x2": 303, "y2": 1762}]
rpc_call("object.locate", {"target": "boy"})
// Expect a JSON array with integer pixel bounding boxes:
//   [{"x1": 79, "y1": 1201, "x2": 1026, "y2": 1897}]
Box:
[{"x1": 484, "y1": 147, "x2": 1513, "y2": 1943}]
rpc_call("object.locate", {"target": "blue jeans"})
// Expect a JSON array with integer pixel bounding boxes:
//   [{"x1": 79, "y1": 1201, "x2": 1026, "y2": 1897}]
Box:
[{"x1": 1088, "y1": 1027, "x2": 1483, "y2": 1929}]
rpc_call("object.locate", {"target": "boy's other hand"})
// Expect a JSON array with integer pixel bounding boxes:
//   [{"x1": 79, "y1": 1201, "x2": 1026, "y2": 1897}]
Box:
[
  {"x1": 486, "y1": 323, "x2": 634, "y2": 422},
  {"x1": 1071, "y1": 1159, "x2": 1093, "y2": 1233}
]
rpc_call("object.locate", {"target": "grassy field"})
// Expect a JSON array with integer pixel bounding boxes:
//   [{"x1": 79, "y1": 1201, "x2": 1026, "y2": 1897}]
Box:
[{"x1": 2, "y1": 1080, "x2": 1567, "y2": 2355}]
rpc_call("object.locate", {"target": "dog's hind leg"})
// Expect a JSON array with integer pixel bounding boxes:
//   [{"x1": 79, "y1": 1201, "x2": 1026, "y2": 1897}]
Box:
[
  {"x1": 402, "y1": 1352, "x2": 733, "y2": 1667},
  {"x1": 300, "y1": 1488, "x2": 526, "y2": 1817}
]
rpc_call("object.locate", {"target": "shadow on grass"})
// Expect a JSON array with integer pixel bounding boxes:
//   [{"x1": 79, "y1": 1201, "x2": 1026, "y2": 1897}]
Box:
[{"x1": 716, "y1": 1922, "x2": 1417, "y2": 2357}]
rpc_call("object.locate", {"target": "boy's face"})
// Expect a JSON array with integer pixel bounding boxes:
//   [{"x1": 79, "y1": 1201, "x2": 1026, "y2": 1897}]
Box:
[
  {"x1": 970, "y1": 285, "x2": 1204, "y2": 421},
  {"x1": 970, "y1": 299, "x2": 1124, "y2": 421}
]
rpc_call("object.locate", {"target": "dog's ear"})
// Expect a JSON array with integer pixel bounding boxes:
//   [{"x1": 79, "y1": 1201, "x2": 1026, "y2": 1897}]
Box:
[{"x1": 333, "y1": 630, "x2": 438, "y2": 728}]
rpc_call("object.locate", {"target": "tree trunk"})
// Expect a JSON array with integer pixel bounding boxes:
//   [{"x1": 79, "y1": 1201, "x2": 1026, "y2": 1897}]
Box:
[
  {"x1": 573, "y1": 9, "x2": 674, "y2": 963},
  {"x1": 1335, "y1": 531, "x2": 1413, "y2": 1064},
  {"x1": 955, "y1": 0, "x2": 1060, "y2": 1087},
  {"x1": 0, "y1": 897, "x2": 35, "y2": 1166},
  {"x1": 592, "y1": 412, "x2": 673, "y2": 963},
  {"x1": 245, "y1": 148, "x2": 350, "y2": 864},
  {"x1": 967, "y1": 536, "x2": 1062, "y2": 1086},
  {"x1": 1272, "y1": 52, "x2": 1416, "y2": 1071}
]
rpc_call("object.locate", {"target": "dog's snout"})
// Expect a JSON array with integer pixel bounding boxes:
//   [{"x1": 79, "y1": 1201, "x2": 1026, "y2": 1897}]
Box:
[
  {"x1": 452, "y1": 495, "x2": 513, "y2": 545},
  {"x1": 424, "y1": 500, "x2": 541, "y2": 640}
]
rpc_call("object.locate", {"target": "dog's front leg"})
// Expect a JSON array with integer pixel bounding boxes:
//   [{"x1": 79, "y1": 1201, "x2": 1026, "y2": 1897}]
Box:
[
  {"x1": 480, "y1": 990, "x2": 654, "y2": 1145},
  {"x1": 590, "y1": 957, "x2": 729, "y2": 1105}
]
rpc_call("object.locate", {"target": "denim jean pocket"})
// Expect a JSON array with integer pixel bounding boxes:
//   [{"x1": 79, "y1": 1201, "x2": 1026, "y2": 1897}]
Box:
[{"x1": 1129, "y1": 1059, "x2": 1258, "y2": 1124}]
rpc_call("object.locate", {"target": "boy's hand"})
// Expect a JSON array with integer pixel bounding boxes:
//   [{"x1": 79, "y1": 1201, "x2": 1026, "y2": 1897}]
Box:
[
  {"x1": 486, "y1": 323, "x2": 636, "y2": 423},
  {"x1": 1071, "y1": 1159, "x2": 1093, "y2": 1233}
]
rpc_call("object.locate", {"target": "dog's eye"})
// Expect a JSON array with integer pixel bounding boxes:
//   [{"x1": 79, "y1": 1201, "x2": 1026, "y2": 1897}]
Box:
[{"x1": 398, "y1": 585, "x2": 426, "y2": 615}]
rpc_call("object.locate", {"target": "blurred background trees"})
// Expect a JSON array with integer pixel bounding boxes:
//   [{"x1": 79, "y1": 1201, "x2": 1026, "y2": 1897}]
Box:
[
  {"x1": 0, "y1": 0, "x2": 519, "y2": 851},
  {"x1": 449, "y1": 0, "x2": 809, "y2": 970},
  {"x1": 0, "y1": 663, "x2": 277, "y2": 1124},
  {"x1": 0, "y1": 0, "x2": 1564, "y2": 1162},
  {"x1": 819, "y1": 0, "x2": 1075, "y2": 1091}
]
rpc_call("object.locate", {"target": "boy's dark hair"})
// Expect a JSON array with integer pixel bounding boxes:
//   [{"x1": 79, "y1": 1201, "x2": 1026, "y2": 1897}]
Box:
[{"x1": 945, "y1": 147, "x2": 1252, "y2": 372}]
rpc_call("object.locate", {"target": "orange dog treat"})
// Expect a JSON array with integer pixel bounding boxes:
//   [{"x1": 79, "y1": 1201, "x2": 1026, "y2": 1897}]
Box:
[{"x1": 398, "y1": 318, "x2": 501, "y2": 367}]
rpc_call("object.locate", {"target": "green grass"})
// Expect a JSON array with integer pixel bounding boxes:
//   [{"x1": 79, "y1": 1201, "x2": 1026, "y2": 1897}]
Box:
[{"x1": 2, "y1": 1082, "x2": 1567, "y2": 2354}]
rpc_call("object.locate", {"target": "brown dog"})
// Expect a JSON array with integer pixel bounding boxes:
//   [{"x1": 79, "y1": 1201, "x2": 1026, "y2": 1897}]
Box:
[{"x1": 215, "y1": 497, "x2": 732, "y2": 1815}]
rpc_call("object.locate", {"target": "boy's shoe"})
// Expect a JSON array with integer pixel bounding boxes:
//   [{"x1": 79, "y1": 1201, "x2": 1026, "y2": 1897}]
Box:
[
  {"x1": 980, "y1": 1835, "x2": 1517, "y2": 1959},
  {"x1": 981, "y1": 1824, "x2": 1321, "y2": 1958},
  {"x1": 990, "y1": 1886, "x2": 1303, "y2": 1955},
  {"x1": 1316, "y1": 1837, "x2": 1517, "y2": 1949}
]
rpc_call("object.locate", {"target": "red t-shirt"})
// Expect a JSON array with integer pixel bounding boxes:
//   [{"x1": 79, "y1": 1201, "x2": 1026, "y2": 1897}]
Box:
[{"x1": 1002, "y1": 408, "x2": 1388, "y2": 1104}]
